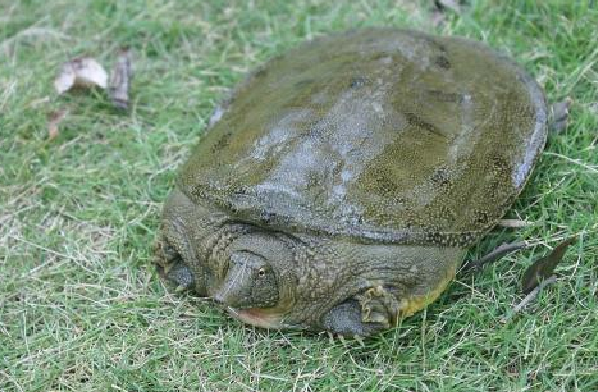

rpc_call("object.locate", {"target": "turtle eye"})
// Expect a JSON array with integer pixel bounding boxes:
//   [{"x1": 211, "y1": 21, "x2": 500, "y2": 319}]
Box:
[{"x1": 258, "y1": 268, "x2": 266, "y2": 278}]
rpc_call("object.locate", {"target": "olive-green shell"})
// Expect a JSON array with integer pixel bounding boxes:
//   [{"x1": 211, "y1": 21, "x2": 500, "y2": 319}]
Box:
[{"x1": 179, "y1": 28, "x2": 547, "y2": 247}]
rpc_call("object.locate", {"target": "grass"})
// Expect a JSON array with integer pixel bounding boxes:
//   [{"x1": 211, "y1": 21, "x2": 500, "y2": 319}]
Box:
[{"x1": 1, "y1": 0, "x2": 597, "y2": 391}]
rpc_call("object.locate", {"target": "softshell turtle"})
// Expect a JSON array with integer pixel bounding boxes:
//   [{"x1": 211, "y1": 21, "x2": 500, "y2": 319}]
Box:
[{"x1": 155, "y1": 28, "x2": 548, "y2": 336}]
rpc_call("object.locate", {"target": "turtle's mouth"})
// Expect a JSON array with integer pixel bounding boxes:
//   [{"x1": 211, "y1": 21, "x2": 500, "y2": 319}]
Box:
[{"x1": 226, "y1": 307, "x2": 284, "y2": 329}]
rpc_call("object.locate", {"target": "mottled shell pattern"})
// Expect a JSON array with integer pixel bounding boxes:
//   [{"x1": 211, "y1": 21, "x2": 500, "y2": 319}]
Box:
[{"x1": 179, "y1": 28, "x2": 547, "y2": 246}]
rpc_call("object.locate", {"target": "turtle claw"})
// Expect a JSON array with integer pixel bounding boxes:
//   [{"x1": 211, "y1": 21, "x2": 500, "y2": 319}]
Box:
[
  {"x1": 321, "y1": 299, "x2": 388, "y2": 336},
  {"x1": 357, "y1": 286, "x2": 400, "y2": 328}
]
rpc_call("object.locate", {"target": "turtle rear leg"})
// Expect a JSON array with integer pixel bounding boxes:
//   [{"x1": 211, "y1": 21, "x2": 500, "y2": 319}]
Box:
[{"x1": 356, "y1": 286, "x2": 401, "y2": 328}]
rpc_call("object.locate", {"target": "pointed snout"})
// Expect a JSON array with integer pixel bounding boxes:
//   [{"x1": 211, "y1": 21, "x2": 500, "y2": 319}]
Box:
[
  {"x1": 211, "y1": 262, "x2": 250, "y2": 308},
  {"x1": 212, "y1": 282, "x2": 238, "y2": 306}
]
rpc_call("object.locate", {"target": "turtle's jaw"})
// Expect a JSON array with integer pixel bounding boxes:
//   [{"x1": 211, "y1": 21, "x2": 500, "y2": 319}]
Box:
[{"x1": 227, "y1": 307, "x2": 285, "y2": 329}]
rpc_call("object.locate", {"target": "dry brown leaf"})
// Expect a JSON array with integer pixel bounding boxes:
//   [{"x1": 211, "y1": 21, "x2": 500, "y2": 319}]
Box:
[
  {"x1": 521, "y1": 237, "x2": 576, "y2": 294},
  {"x1": 47, "y1": 108, "x2": 69, "y2": 140},
  {"x1": 54, "y1": 57, "x2": 107, "y2": 94},
  {"x1": 109, "y1": 47, "x2": 133, "y2": 109},
  {"x1": 54, "y1": 63, "x2": 76, "y2": 94}
]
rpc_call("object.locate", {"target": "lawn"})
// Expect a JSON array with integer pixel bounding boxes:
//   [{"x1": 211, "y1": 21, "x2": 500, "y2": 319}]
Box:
[{"x1": 1, "y1": 0, "x2": 597, "y2": 391}]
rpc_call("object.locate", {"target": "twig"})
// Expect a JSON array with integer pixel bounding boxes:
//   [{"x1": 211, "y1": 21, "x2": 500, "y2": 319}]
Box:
[
  {"x1": 462, "y1": 241, "x2": 530, "y2": 272},
  {"x1": 501, "y1": 275, "x2": 558, "y2": 322},
  {"x1": 109, "y1": 47, "x2": 133, "y2": 109},
  {"x1": 498, "y1": 218, "x2": 533, "y2": 228}
]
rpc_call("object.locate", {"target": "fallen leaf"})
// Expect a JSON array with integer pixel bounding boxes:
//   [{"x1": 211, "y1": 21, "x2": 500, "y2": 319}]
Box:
[
  {"x1": 54, "y1": 63, "x2": 76, "y2": 94},
  {"x1": 47, "y1": 108, "x2": 68, "y2": 140},
  {"x1": 109, "y1": 47, "x2": 132, "y2": 109},
  {"x1": 54, "y1": 57, "x2": 107, "y2": 94},
  {"x1": 521, "y1": 237, "x2": 576, "y2": 294}
]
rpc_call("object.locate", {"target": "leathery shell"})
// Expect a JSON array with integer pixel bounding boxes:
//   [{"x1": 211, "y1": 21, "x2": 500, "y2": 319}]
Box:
[{"x1": 178, "y1": 28, "x2": 547, "y2": 247}]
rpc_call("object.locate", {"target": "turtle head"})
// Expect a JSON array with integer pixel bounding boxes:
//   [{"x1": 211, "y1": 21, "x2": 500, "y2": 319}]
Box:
[
  {"x1": 213, "y1": 251, "x2": 279, "y2": 309},
  {"x1": 210, "y1": 230, "x2": 298, "y2": 328}
]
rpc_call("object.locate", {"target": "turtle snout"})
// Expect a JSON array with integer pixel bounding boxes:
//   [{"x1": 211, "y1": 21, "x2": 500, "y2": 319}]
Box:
[{"x1": 211, "y1": 284, "x2": 239, "y2": 307}]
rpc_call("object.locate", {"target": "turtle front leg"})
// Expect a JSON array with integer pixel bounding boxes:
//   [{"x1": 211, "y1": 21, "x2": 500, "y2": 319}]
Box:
[
  {"x1": 321, "y1": 286, "x2": 401, "y2": 336},
  {"x1": 154, "y1": 236, "x2": 195, "y2": 291},
  {"x1": 321, "y1": 299, "x2": 388, "y2": 336},
  {"x1": 356, "y1": 286, "x2": 400, "y2": 328}
]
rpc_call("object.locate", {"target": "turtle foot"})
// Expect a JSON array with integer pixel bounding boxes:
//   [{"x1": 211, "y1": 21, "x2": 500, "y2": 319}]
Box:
[
  {"x1": 322, "y1": 300, "x2": 387, "y2": 336},
  {"x1": 356, "y1": 286, "x2": 400, "y2": 328}
]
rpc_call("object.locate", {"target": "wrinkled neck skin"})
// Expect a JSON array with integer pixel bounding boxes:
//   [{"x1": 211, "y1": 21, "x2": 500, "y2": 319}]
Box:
[
  {"x1": 159, "y1": 187, "x2": 466, "y2": 332},
  {"x1": 160, "y1": 188, "x2": 299, "y2": 328}
]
